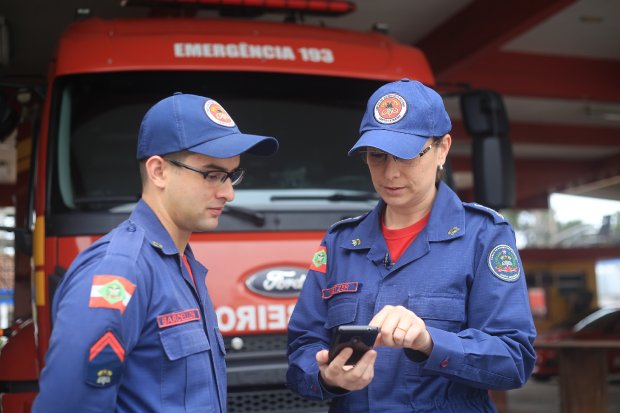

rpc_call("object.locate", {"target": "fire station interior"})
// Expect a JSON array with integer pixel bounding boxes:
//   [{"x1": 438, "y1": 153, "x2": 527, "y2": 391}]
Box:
[{"x1": 0, "y1": 1, "x2": 619, "y2": 412}]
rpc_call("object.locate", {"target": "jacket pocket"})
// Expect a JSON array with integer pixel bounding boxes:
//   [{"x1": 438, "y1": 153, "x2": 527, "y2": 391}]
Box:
[
  {"x1": 324, "y1": 297, "x2": 358, "y2": 329},
  {"x1": 160, "y1": 322, "x2": 211, "y2": 360},
  {"x1": 159, "y1": 323, "x2": 215, "y2": 413},
  {"x1": 408, "y1": 293, "x2": 465, "y2": 332}
]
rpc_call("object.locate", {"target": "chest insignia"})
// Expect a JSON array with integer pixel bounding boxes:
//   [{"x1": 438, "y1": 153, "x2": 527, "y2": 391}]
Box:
[
  {"x1": 322, "y1": 282, "x2": 359, "y2": 299},
  {"x1": 157, "y1": 308, "x2": 201, "y2": 328}
]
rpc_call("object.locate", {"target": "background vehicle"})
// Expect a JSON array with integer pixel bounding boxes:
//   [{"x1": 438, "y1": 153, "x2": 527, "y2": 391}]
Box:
[
  {"x1": 0, "y1": 2, "x2": 512, "y2": 412},
  {"x1": 533, "y1": 307, "x2": 620, "y2": 381}
]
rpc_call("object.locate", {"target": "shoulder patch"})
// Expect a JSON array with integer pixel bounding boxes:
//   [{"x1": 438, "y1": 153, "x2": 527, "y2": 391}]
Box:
[
  {"x1": 488, "y1": 244, "x2": 521, "y2": 282},
  {"x1": 464, "y1": 202, "x2": 507, "y2": 224},
  {"x1": 309, "y1": 246, "x2": 327, "y2": 273},
  {"x1": 89, "y1": 275, "x2": 136, "y2": 314}
]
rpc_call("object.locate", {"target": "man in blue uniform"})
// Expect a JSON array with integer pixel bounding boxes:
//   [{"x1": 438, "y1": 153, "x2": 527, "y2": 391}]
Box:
[
  {"x1": 287, "y1": 79, "x2": 536, "y2": 412},
  {"x1": 33, "y1": 93, "x2": 278, "y2": 412}
]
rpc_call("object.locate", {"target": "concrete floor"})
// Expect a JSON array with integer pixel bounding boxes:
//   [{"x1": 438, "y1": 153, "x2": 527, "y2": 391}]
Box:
[{"x1": 505, "y1": 377, "x2": 620, "y2": 413}]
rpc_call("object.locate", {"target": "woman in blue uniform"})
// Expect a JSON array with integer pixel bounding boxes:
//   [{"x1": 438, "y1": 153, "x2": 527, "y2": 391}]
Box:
[{"x1": 287, "y1": 79, "x2": 536, "y2": 412}]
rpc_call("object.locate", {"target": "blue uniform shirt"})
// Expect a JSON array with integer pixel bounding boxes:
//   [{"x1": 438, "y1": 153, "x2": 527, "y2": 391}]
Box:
[
  {"x1": 287, "y1": 182, "x2": 536, "y2": 413},
  {"x1": 33, "y1": 200, "x2": 227, "y2": 413}
]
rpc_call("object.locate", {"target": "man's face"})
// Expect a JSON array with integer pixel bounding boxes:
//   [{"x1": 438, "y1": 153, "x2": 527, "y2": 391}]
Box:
[{"x1": 164, "y1": 152, "x2": 240, "y2": 233}]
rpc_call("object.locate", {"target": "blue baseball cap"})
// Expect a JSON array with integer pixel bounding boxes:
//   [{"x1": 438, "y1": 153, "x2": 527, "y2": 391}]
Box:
[
  {"x1": 348, "y1": 78, "x2": 451, "y2": 159},
  {"x1": 136, "y1": 93, "x2": 279, "y2": 160}
]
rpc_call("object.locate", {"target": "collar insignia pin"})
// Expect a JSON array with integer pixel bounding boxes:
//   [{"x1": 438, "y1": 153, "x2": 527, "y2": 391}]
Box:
[
  {"x1": 448, "y1": 226, "x2": 460, "y2": 236},
  {"x1": 351, "y1": 238, "x2": 361, "y2": 246}
]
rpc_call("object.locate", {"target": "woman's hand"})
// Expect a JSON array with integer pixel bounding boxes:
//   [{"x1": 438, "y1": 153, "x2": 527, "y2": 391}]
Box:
[
  {"x1": 370, "y1": 305, "x2": 433, "y2": 355},
  {"x1": 315, "y1": 347, "x2": 377, "y2": 391}
]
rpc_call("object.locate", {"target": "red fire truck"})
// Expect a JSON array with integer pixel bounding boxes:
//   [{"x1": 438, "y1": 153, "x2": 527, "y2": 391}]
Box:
[{"x1": 0, "y1": 1, "x2": 512, "y2": 412}]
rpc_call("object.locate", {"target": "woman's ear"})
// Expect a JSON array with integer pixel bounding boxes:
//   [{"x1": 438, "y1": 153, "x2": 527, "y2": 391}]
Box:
[{"x1": 439, "y1": 134, "x2": 452, "y2": 165}]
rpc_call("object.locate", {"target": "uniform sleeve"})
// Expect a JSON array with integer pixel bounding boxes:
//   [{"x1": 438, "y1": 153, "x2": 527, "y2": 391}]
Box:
[
  {"x1": 421, "y1": 222, "x2": 537, "y2": 390},
  {"x1": 287, "y1": 240, "x2": 344, "y2": 400},
  {"x1": 32, "y1": 244, "x2": 148, "y2": 412}
]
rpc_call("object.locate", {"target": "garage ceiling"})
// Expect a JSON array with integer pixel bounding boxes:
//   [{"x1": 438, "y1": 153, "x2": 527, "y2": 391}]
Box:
[{"x1": 1, "y1": 0, "x2": 619, "y2": 208}]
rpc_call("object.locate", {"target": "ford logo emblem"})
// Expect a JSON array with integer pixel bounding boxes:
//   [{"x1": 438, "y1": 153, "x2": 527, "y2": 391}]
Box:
[{"x1": 245, "y1": 267, "x2": 307, "y2": 297}]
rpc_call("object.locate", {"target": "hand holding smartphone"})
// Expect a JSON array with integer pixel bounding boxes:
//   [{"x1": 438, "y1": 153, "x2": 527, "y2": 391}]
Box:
[{"x1": 328, "y1": 325, "x2": 379, "y2": 366}]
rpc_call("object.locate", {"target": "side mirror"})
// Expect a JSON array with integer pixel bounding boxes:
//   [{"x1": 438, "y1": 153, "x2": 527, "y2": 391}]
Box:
[
  {"x1": 460, "y1": 90, "x2": 515, "y2": 210},
  {"x1": 460, "y1": 90, "x2": 509, "y2": 137}
]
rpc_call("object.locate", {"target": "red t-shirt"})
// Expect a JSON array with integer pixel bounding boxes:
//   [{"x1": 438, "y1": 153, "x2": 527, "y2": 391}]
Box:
[
  {"x1": 182, "y1": 254, "x2": 196, "y2": 287},
  {"x1": 382, "y1": 211, "x2": 431, "y2": 262}
]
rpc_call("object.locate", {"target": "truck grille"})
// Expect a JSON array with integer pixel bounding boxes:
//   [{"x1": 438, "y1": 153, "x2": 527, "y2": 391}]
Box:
[
  {"x1": 228, "y1": 387, "x2": 330, "y2": 413},
  {"x1": 224, "y1": 333, "x2": 288, "y2": 353},
  {"x1": 224, "y1": 334, "x2": 330, "y2": 412}
]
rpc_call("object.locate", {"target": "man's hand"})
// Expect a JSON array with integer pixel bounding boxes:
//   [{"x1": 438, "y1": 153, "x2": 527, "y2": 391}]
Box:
[
  {"x1": 370, "y1": 305, "x2": 433, "y2": 355},
  {"x1": 316, "y1": 347, "x2": 376, "y2": 391}
]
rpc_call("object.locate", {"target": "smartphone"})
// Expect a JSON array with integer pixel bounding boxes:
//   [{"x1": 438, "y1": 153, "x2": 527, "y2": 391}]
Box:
[{"x1": 328, "y1": 325, "x2": 379, "y2": 365}]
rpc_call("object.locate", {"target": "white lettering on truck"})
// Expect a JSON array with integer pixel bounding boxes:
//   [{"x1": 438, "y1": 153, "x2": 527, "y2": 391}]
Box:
[
  {"x1": 174, "y1": 42, "x2": 334, "y2": 63},
  {"x1": 216, "y1": 304, "x2": 296, "y2": 332}
]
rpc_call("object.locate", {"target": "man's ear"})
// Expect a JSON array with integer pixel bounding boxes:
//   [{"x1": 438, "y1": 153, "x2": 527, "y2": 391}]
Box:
[{"x1": 145, "y1": 156, "x2": 167, "y2": 189}]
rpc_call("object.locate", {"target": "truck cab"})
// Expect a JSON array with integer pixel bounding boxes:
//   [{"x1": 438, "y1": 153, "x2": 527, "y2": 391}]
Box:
[{"x1": 0, "y1": 3, "x2": 514, "y2": 410}]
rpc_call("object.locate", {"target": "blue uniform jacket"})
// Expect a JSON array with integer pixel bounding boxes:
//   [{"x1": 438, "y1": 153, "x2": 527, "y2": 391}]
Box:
[
  {"x1": 287, "y1": 182, "x2": 536, "y2": 412},
  {"x1": 33, "y1": 200, "x2": 227, "y2": 413}
]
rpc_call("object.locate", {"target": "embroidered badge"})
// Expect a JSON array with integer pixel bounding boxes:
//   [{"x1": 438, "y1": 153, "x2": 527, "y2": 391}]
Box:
[
  {"x1": 488, "y1": 244, "x2": 521, "y2": 282},
  {"x1": 309, "y1": 246, "x2": 327, "y2": 273},
  {"x1": 89, "y1": 275, "x2": 136, "y2": 314},
  {"x1": 374, "y1": 93, "x2": 407, "y2": 124},
  {"x1": 204, "y1": 99, "x2": 235, "y2": 127},
  {"x1": 86, "y1": 331, "x2": 125, "y2": 387},
  {"x1": 322, "y1": 282, "x2": 359, "y2": 299},
  {"x1": 157, "y1": 309, "x2": 201, "y2": 329}
]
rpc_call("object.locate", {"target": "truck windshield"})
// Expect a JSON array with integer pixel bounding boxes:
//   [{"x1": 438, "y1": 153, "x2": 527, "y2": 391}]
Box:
[{"x1": 48, "y1": 71, "x2": 385, "y2": 233}]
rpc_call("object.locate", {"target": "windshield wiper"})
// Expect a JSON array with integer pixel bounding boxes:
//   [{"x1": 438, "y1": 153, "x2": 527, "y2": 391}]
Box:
[
  {"x1": 270, "y1": 192, "x2": 379, "y2": 202},
  {"x1": 224, "y1": 205, "x2": 266, "y2": 227}
]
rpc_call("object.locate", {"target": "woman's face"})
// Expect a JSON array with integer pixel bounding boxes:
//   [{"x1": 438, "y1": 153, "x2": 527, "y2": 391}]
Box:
[{"x1": 366, "y1": 136, "x2": 451, "y2": 214}]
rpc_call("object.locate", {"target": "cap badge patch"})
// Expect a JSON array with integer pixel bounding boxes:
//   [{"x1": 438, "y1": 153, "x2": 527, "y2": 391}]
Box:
[
  {"x1": 374, "y1": 93, "x2": 407, "y2": 124},
  {"x1": 488, "y1": 244, "x2": 520, "y2": 282},
  {"x1": 309, "y1": 246, "x2": 327, "y2": 273},
  {"x1": 204, "y1": 99, "x2": 236, "y2": 127}
]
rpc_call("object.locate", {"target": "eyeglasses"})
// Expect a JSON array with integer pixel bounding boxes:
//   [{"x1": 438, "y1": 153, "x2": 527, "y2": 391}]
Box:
[
  {"x1": 165, "y1": 159, "x2": 246, "y2": 186},
  {"x1": 359, "y1": 144, "x2": 433, "y2": 167}
]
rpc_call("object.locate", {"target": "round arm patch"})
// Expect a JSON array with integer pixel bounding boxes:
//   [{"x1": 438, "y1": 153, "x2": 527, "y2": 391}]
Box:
[{"x1": 488, "y1": 244, "x2": 521, "y2": 282}]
